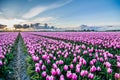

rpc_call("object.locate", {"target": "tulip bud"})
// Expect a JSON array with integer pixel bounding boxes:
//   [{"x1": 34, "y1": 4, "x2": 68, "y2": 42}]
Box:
[
  {"x1": 97, "y1": 66, "x2": 101, "y2": 71},
  {"x1": 35, "y1": 67, "x2": 40, "y2": 73},
  {"x1": 114, "y1": 73, "x2": 120, "y2": 79},
  {"x1": 64, "y1": 65, "x2": 68, "y2": 71},
  {"x1": 72, "y1": 73, "x2": 77, "y2": 80},
  {"x1": 117, "y1": 62, "x2": 120, "y2": 68},
  {"x1": 66, "y1": 71, "x2": 72, "y2": 79},
  {"x1": 107, "y1": 68, "x2": 112, "y2": 74},
  {"x1": 41, "y1": 71, "x2": 47, "y2": 77},
  {"x1": 51, "y1": 68, "x2": 56, "y2": 76},
  {"x1": 88, "y1": 73, "x2": 94, "y2": 79}
]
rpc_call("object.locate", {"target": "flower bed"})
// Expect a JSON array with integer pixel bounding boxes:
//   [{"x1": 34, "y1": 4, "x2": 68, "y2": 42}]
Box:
[
  {"x1": 21, "y1": 32, "x2": 120, "y2": 80},
  {"x1": 0, "y1": 32, "x2": 18, "y2": 78}
]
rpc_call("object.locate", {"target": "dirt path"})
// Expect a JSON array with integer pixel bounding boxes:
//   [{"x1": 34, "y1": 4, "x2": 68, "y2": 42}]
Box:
[{"x1": 7, "y1": 34, "x2": 30, "y2": 80}]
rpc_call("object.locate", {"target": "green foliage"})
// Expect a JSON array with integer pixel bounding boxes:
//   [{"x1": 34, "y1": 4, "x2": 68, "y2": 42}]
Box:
[{"x1": 26, "y1": 56, "x2": 37, "y2": 79}]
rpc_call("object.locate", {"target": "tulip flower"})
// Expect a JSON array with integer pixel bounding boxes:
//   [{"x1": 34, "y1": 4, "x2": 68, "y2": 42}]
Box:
[
  {"x1": 39, "y1": 60, "x2": 43, "y2": 65},
  {"x1": 88, "y1": 73, "x2": 94, "y2": 79},
  {"x1": 66, "y1": 71, "x2": 72, "y2": 79},
  {"x1": 46, "y1": 75, "x2": 55, "y2": 80},
  {"x1": 35, "y1": 67, "x2": 40, "y2": 73},
  {"x1": 41, "y1": 71, "x2": 47, "y2": 77},
  {"x1": 72, "y1": 73, "x2": 77, "y2": 80},
  {"x1": 76, "y1": 67, "x2": 80, "y2": 73},
  {"x1": 105, "y1": 62, "x2": 111, "y2": 68},
  {"x1": 0, "y1": 55, "x2": 5, "y2": 59},
  {"x1": 97, "y1": 66, "x2": 101, "y2": 71},
  {"x1": 59, "y1": 60, "x2": 64, "y2": 65},
  {"x1": 41, "y1": 65, "x2": 46, "y2": 71},
  {"x1": 56, "y1": 68, "x2": 61, "y2": 75},
  {"x1": 90, "y1": 66, "x2": 96, "y2": 72},
  {"x1": 35, "y1": 63, "x2": 40, "y2": 67},
  {"x1": 107, "y1": 68, "x2": 112, "y2": 74},
  {"x1": 51, "y1": 68, "x2": 56, "y2": 76},
  {"x1": 32, "y1": 56, "x2": 39, "y2": 62},
  {"x1": 60, "y1": 75, "x2": 65, "y2": 80},
  {"x1": 80, "y1": 70, "x2": 88, "y2": 77},
  {"x1": 64, "y1": 65, "x2": 68, "y2": 71},
  {"x1": 42, "y1": 54, "x2": 48, "y2": 60},
  {"x1": 114, "y1": 73, "x2": 120, "y2": 79},
  {"x1": 70, "y1": 64, "x2": 74, "y2": 69},
  {"x1": 117, "y1": 62, "x2": 120, "y2": 68},
  {"x1": 0, "y1": 60, "x2": 3, "y2": 66},
  {"x1": 52, "y1": 63, "x2": 57, "y2": 69}
]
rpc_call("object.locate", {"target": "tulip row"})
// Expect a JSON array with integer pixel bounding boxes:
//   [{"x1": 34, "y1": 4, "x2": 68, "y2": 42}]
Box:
[
  {"x1": 21, "y1": 32, "x2": 120, "y2": 80},
  {"x1": 0, "y1": 32, "x2": 18, "y2": 77},
  {"x1": 30, "y1": 32, "x2": 120, "y2": 50}
]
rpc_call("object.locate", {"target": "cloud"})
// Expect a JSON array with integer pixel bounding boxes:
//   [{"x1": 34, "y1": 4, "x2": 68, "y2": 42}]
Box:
[
  {"x1": 22, "y1": 0, "x2": 73, "y2": 19},
  {"x1": 0, "y1": 12, "x2": 2, "y2": 14},
  {"x1": 22, "y1": 7, "x2": 47, "y2": 19},
  {"x1": 33, "y1": 17, "x2": 55, "y2": 22},
  {"x1": 15, "y1": 16, "x2": 56, "y2": 25},
  {"x1": 0, "y1": 18, "x2": 27, "y2": 27}
]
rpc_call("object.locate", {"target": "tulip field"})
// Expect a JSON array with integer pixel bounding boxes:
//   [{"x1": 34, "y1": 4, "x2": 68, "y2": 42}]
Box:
[
  {"x1": 0, "y1": 32, "x2": 120, "y2": 80},
  {"x1": 0, "y1": 32, "x2": 18, "y2": 78}
]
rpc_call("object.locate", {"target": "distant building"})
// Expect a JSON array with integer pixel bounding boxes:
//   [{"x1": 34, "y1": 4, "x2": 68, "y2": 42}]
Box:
[
  {"x1": 80, "y1": 25, "x2": 101, "y2": 31},
  {"x1": 0, "y1": 24, "x2": 7, "y2": 31},
  {"x1": 0, "y1": 24, "x2": 7, "y2": 29},
  {"x1": 13, "y1": 23, "x2": 56, "y2": 31}
]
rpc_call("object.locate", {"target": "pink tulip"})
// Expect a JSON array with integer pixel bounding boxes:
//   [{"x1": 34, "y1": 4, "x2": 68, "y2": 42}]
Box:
[
  {"x1": 73, "y1": 57, "x2": 77, "y2": 63},
  {"x1": 72, "y1": 73, "x2": 77, "y2": 80},
  {"x1": 53, "y1": 57, "x2": 56, "y2": 60},
  {"x1": 64, "y1": 65, "x2": 68, "y2": 71},
  {"x1": 39, "y1": 60, "x2": 43, "y2": 65},
  {"x1": 97, "y1": 66, "x2": 101, "y2": 71},
  {"x1": 35, "y1": 67, "x2": 40, "y2": 73},
  {"x1": 56, "y1": 68, "x2": 61, "y2": 75},
  {"x1": 90, "y1": 61, "x2": 94, "y2": 66},
  {"x1": 76, "y1": 67, "x2": 80, "y2": 73},
  {"x1": 0, "y1": 55, "x2": 5, "y2": 59},
  {"x1": 114, "y1": 73, "x2": 120, "y2": 79},
  {"x1": 76, "y1": 64, "x2": 80, "y2": 68},
  {"x1": 105, "y1": 62, "x2": 111, "y2": 68},
  {"x1": 60, "y1": 75, "x2": 65, "y2": 80},
  {"x1": 82, "y1": 59, "x2": 87, "y2": 65},
  {"x1": 41, "y1": 65, "x2": 46, "y2": 70},
  {"x1": 83, "y1": 50, "x2": 87, "y2": 54},
  {"x1": 66, "y1": 71, "x2": 72, "y2": 79},
  {"x1": 42, "y1": 54, "x2": 48, "y2": 60},
  {"x1": 88, "y1": 73, "x2": 94, "y2": 79},
  {"x1": 56, "y1": 61, "x2": 59, "y2": 65},
  {"x1": 35, "y1": 63, "x2": 40, "y2": 67},
  {"x1": 46, "y1": 75, "x2": 50, "y2": 80},
  {"x1": 0, "y1": 60, "x2": 3, "y2": 66},
  {"x1": 89, "y1": 53, "x2": 92, "y2": 57},
  {"x1": 51, "y1": 68, "x2": 56, "y2": 76},
  {"x1": 90, "y1": 66, "x2": 96, "y2": 72},
  {"x1": 99, "y1": 57, "x2": 104, "y2": 62},
  {"x1": 107, "y1": 68, "x2": 112, "y2": 74},
  {"x1": 59, "y1": 60, "x2": 64, "y2": 65},
  {"x1": 32, "y1": 56, "x2": 39, "y2": 62},
  {"x1": 52, "y1": 63, "x2": 57, "y2": 69},
  {"x1": 47, "y1": 59, "x2": 51, "y2": 64},
  {"x1": 80, "y1": 70, "x2": 88, "y2": 77},
  {"x1": 117, "y1": 62, "x2": 120, "y2": 68},
  {"x1": 46, "y1": 75, "x2": 55, "y2": 80},
  {"x1": 70, "y1": 64, "x2": 74, "y2": 69},
  {"x1": 41, "y1": 71, "x2": 47, "y2": 77}
]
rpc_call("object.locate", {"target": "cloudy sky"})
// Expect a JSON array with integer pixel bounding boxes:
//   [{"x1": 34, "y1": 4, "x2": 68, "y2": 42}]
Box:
[{"x1": 0, "y1": 0, "x2": 120, "y2": 28}]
